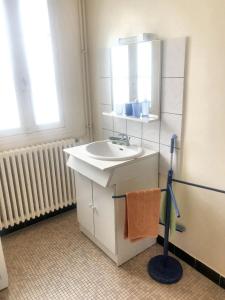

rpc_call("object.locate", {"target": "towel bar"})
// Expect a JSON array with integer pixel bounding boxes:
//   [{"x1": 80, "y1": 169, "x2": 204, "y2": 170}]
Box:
[
  {"x1": 112, "y1": 188, "x2": 167, "y2": 199},
  {"x1": 112, "y1": 188, "x2": 184, "y2": 233}
]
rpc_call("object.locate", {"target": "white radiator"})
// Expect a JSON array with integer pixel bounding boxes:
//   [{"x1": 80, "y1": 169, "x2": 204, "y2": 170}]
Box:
[{"x1": 0, "y1": 138, "x2": 76, "y2": 230}]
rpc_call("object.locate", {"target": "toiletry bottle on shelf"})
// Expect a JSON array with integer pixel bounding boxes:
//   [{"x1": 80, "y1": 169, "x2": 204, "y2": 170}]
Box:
[{"x1": 114, "y1": 103, "x2": 123, "y2": 115}]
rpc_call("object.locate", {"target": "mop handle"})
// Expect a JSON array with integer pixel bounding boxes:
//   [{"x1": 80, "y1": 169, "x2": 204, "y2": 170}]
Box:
[
  {"x1": 170, "y1": 134, "x2": 177, "y2": 154},
  {"x1": 170, "y1": 134, "x2": 177, "y2": 169}
]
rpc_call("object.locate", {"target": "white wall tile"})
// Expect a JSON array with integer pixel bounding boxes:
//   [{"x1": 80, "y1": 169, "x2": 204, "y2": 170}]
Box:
[
  {"x1": 96, "y1": 78, "x2": 112, "y2": 105},
  {"x1": 113, "y1": 131, "x2": 120, "y2": 138},
  {"x1": 162, "y1": 37, "x2": 186, "y2": 78},
  {"x1": 142, "y1": 140, "x2": 160, "y2": 152},
  {"x1": 159, "y1": 174, "x2": 167, "y2": 189},
  {"x1": 113, "y1": 118, "x2": 126, "y2": 134},
  {"x1": 127, "y1": 120, "x2": 142, "y2": 138},
  {"x1": 160, "y1": 113, "x2": 182, "y2": 148},
  {"x1": 102, "y1": 129, "x2": 113, "y2": 140},
  {"x1": 97, "y1": 48, "x2": 111, "y2": 78},
  {"x1": 102, "y1": 115, "x2": 113, "y2": 130},
  {"x1": 129, "y1": 136, "x2": 142, "y2": 146},
  {"x1": 100, "y1": 104, "x2": 112, "y2": 113},
  {"x1": 100, "y1": 105, "x2": 113, "y2": 130},
  {"x1": 159, "y1": 144, "x2": 180, "y2": 177},
  {"x1": 142, "y1": 121, "x2": 160, "y2": 143},
  {"x1": 161, "y1": 78, "x2": 184, "y2": 114},
  {"x1": 100, "y1": 104, "x2": 113, "y2": 130}
]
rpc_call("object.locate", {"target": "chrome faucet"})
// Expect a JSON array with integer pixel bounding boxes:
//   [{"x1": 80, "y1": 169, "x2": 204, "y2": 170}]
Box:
[{"x1": 109, "y1": 133, "x2": 130, "y2": 146}]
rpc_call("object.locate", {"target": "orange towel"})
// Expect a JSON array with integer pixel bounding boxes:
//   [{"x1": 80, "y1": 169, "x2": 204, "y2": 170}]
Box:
[{"x1": 124, "y1": 189, "x2": 161, "y2": 241}]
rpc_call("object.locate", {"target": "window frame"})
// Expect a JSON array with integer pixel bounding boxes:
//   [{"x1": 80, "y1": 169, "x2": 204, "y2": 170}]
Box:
[{"x1": 0, "y1": 0, "x2": 65, "y2": 139}]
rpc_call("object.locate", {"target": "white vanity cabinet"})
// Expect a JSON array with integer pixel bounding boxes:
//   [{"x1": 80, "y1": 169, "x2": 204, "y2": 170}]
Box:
[{"x1": 65, "y1": 144, "x2": 159, "y2": 265}]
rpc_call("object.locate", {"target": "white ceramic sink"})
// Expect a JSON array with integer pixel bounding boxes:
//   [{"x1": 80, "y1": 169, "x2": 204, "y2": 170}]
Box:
[{"x1": 85, "y1": 140, "x2": 143, "y2": 161}]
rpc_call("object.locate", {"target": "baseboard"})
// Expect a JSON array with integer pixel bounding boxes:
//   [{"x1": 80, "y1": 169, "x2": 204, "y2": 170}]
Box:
[
  {"x1": 0, "y1": 204, "x2": 76, "y2": 237},
  {"x1": 157, "y1": 236, "x2": 225, "y2": 289}
]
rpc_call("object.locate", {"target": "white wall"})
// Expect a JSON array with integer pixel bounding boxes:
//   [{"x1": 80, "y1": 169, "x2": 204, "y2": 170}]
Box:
[{"x1": 85, "y1": 0, "x2": 225, "y2": 276}]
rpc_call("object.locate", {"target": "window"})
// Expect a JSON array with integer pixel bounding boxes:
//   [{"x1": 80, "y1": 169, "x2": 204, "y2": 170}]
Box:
[
  {"x1": 0, "y1": 0, "x2": 60, "y2": 136},
  {"x1": 0, "y1": 1, "x2": 20, "y2": 130}
]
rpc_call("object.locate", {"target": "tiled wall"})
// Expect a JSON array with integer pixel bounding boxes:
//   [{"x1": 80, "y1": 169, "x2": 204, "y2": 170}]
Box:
[{"x1": 97, "y1": 37, "x2": 186, "y2": 185}]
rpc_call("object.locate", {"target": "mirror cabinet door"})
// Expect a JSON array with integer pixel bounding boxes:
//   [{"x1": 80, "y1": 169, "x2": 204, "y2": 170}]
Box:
[{"x1": 111, "y1": 40, "x2": 161, "y2": 117}]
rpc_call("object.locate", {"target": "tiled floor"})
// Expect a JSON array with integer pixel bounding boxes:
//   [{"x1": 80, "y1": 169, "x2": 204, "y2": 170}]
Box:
[{"x1": 0, "y1": 210, "x2": 224, "y2": 300}]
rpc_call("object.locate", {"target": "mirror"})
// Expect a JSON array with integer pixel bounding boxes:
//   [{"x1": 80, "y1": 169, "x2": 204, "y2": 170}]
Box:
[{"x1": 111, "y1": 39, "x2": 161, "y2": 118}]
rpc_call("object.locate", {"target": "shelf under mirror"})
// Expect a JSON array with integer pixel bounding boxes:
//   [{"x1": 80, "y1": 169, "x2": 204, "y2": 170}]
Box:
[{"x1": 102, "y1": 111, "x2": 159, "y2": 123}]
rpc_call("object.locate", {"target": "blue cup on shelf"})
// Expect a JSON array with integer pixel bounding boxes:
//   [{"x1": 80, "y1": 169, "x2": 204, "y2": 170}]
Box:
[
  {"x1": 132, "y1": 102, "x2": 142, "y2": 118},
  {"x1": 124, "y1": 103, "x2": 133, "y2": 116}
]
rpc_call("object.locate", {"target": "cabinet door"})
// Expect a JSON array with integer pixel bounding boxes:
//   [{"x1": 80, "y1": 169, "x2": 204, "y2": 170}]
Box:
[
  {"x1": 75, "y1": 173, "x2": 94, "y2": 235},
  {"x1": 93, "y1": 183, "x2": 116, "y2": 254}
]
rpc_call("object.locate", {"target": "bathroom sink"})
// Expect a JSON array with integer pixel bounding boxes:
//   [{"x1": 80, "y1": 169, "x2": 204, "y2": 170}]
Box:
[{"x1": 85, "y1": 140, "x2": 143, "y2": 161}]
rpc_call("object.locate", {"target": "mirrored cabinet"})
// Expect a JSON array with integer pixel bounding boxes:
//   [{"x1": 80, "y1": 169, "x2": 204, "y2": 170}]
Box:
[{"x1": 103, "y1": 33, "x2": 161, "y2": 123}]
